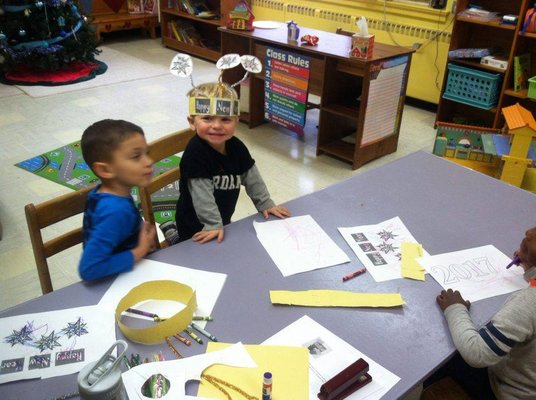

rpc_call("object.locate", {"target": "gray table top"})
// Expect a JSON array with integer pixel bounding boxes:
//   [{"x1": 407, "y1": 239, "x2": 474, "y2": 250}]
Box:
[{"x1": 2, "y1": 151, "x2": 536, "y2": 399}]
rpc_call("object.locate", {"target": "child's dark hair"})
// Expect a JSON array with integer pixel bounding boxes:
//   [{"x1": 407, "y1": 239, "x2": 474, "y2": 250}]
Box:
[{"x1": 81, "y1": 119, "x2": 144, "y2": 172}]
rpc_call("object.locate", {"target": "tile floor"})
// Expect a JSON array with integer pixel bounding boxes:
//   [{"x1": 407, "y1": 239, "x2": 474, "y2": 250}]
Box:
[{"x1": 0, "y1": 36, "x2": 437, "y2": 312}]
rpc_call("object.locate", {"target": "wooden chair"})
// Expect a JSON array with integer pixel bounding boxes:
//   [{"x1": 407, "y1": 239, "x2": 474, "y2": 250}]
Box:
[
  {"x1": 25, "y1": 185, "x2": 95, "y2": 295},
  {"x1": 139, "y1": 129, "x2": 195, "y2": 249},
  {"x1": 421, "y1": 377, "x2": 473, "y2": 400}
]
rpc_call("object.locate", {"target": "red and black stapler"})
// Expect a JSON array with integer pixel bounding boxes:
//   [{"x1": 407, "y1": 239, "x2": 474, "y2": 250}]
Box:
[{"x1": 317, "y1": 358, "x2": 372, "y2": 400}]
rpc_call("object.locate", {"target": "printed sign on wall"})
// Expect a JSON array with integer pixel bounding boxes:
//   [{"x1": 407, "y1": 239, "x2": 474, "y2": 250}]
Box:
[{"x1": 264, "y1": 48, "x2": 311, "y2": 134}]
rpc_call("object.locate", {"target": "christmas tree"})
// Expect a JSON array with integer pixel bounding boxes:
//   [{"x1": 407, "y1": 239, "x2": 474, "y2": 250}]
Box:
[{"x1": 0, "y1": 0, "x2": 99, "y2": 74}]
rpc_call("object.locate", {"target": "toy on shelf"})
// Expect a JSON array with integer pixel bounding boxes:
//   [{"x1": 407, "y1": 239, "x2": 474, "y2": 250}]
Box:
[
  {"x1": 287, "y1": 20, "x2": 299, "y2": 42},
  {"x1": 434, "y1": 103, "x2": 536, "y2": 193},
  {"x1": 227, "y1": 0, "x2": 254, "y2": 31},
  {"x1": 500, "y1": 103, "x2": 536, "y2": 187},
  {"x1": 301, "y1": 34, "x2": 318, "y2": 46}
]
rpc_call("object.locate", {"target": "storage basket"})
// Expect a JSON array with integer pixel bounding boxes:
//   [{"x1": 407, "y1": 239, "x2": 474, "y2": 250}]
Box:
[
  {"x1": 528, "y1": 76, "x2": 536, "y2": 100},
  {"x1": 442, "y1": 63, "x2": 502, "y2": 110}
]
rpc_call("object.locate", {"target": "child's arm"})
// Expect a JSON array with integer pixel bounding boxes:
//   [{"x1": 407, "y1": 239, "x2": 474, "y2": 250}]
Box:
[
  {"x1": 131, "y1": 221, "x2": 156, "y2": 261},
  {"x1": 437, "y1": 288, "x2": 534, "y2": 368},
  {"x1": 242, "y1": 165, "x2": 291, "y2": 219},
  {"x1": 189, "y1": 178, "x2": 225, "y2": 243}
]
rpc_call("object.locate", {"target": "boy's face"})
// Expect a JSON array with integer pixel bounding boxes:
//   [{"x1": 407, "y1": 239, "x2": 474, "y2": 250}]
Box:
[
  {"x1": 105, "y1": 133, "x2": 153, "y2": 190},
  {"x1": 188, "y1": 115, "x2": 237, "y2": 153},
  {"x1": 519, "y1": 227, "x2": 536, "y2": 271}
]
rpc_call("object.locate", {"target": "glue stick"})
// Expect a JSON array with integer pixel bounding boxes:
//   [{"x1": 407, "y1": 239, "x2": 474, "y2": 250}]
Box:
[{"x1": 262, "y1": 372, "x2": 273, "y2": 400}]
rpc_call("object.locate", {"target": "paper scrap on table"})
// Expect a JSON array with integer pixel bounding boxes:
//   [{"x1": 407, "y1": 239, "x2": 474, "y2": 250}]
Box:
[
  {"x1": 98, "y1": 259, "x2": 226, "y2": 328},
  {"x1": 253, "y1": 215, "x2": 350, "y2": 277},
  {"x1": 0, "y1": 305, "x2": 115, "y2": 384},
  {"x1": 270, "y1": 290, "x2": 405, "y2": 307},
  {"x1": 401, "y1": 241, "x2": 425, "y2": 281},
  {"x1": 417, "y1": 245, "x2": 526, "y2": 302},
  {"x1": 263, "y1": 315, "x2": 400, "y2": 400},
  {"x1": 338, "y1": 216, "x2": 427, "y2": 282},
  {"x1": 198, "y1": 343, "x2": 309, "y2": 399},
  {"x1": 122, "y1": 342, "x2": 256, "y2": 400}
]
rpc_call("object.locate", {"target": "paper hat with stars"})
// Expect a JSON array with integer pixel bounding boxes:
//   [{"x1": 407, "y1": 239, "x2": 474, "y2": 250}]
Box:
[{"x1": 169, "y1": 53, "x2": 262, "y2": 117}]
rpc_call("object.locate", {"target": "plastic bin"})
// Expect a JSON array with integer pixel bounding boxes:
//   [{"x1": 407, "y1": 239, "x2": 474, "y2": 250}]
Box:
[
  {"x1": 442, "y1": 63, "x2": 502, "y2": 110},
  {"x1": 528, "y1": 76, "x2": 536, "y2": 100}
]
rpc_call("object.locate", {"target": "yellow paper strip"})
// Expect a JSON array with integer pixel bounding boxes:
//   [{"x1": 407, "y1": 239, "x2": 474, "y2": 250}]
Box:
[
  {"x1": 270, "y1": 290, "x2": 405, "y2": 307},
  {"x1": 198, "y1": 343, "x2": 309, "y2": 400},
  {"x1": 115, "y1": 280, "x2": 197, "y2": 344},
  {"x1": 401, "y1": 241, "x2": 425, "y2": 281}
]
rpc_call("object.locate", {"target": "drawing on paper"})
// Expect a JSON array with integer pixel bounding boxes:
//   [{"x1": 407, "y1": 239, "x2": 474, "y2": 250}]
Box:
[
  {"x1": 377, "y1": 229, "x2": 398, "y2": 242},
  {"x1": 304, "y1": 337, "x2": 331, "y2": 359},
  {"x1": 417, "y1": 245, "x2": 527, "y2": 303},
  {"x1": 377, "y1": 242, "x2": 398, "y2": 254},
  {"x1": 4, "y1": 317, "x2": 89, "y2": 353}
]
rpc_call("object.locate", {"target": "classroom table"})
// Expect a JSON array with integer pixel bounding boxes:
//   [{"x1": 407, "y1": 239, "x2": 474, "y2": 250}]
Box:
[{"x1": 2, "y1": 151, "x2": 535, "y2": 399}]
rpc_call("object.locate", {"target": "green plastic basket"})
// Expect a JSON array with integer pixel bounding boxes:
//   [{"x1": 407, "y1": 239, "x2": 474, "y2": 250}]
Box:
[
  {"x1": 443, "y1": 63, "x2": 502, "y2": 110},
  {"x1": 528, "y1": 76, "x2": 536, "y2": 100}
]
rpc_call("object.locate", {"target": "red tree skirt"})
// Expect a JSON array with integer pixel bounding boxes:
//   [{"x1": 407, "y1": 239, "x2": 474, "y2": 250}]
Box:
[{"x1": 1, "y1": 60, "x2": 107, "y2": 86}]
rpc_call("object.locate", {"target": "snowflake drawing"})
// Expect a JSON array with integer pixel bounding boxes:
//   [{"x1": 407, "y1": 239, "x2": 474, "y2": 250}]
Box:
[
  {"x1": 61, "y1": 317, "x2": 88, "y2": 339},
  {"x1": 377, "y1": 229, "x2": 398, "y2": 242},
  {"x1": 241, "y1": 56, "x2": 261, "y2": 73},
  {"x1": 395, "y1": 252, "x2": 402, "y2": 261},
  {"x1": 170, "y1": 55, "x2": 192, "y2": 76},
  {"x1": 4, "y1": 323, "x2": 35, "y2": 347},
  {"x1": 217, "y1": 54, "x2": 240, "y2": 69},
  {"x1": 34, "y1": 330, "x2": 62, "y2": 352},
  {"x1": 377, "y1": 242, "x2": 398, "y2": 254}
]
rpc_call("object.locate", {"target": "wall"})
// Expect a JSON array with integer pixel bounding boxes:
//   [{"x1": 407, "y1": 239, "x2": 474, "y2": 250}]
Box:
[{"x1": 250, "y1": 0, "x2": 455, "y2": 104}]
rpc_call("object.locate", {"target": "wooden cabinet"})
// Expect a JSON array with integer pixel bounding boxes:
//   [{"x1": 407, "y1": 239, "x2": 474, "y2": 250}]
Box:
[
  {"x1": 436, "y1": 0, "x2": 536, "y2": 128},
  {"x1": 159, "y1": 0, "x2": 235, "y2": 61},
  {"x1": 219, "y1": 25, "x2": 414, "y2": 169}
]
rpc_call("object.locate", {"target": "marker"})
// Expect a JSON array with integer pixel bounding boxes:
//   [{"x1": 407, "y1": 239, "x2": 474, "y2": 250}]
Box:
[
  {"x1": 193, "y1": 315, "x2": 214, "y2": 321},
  {"x1": 262, "y1": 372, "x2": 273, "y2": 400},
  {"x1": 184, "y1": 327, "x2": 204, "y2": 344},
  {"x1": 342, "y1": 267, "x2": 366, "y2": 282},
  {"x1": 174, "y1": 333, "x2": 192, "y2": 346},
  {"x1": 122, "y1": 355, "x2": 131, "y2": 370},
  {"x1": 126, "y1": 308, "x2": 159, "y2": 320},
  {"x1": 506, "y1": 255, "x2": 521, "y2": 269},
  {"x1": 190, "y1": 322, "x2": 218, "y2": 342}
]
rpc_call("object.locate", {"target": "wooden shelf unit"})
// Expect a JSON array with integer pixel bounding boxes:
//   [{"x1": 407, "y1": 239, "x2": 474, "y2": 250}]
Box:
[
  {"x1": 219, "y1": 25, "x2": 414, "y2": 169},
  {"x1": 436, "y1": 0, "x2": 536, "y2": 128},
  {"x1": 159, "y1": 0, "x2": 235, "y2": 61}
]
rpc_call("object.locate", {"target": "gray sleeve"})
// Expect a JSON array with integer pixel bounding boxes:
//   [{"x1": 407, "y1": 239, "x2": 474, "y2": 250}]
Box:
[
  {"x1": 189, "y1": 178, "x2": 223, "y2": 230},
  {"x1": 241, "y1": 164, "x2": 276, "y2": 212},
  {"x1": 444, "y1": 303, "x2": 513, "y2": 368}
]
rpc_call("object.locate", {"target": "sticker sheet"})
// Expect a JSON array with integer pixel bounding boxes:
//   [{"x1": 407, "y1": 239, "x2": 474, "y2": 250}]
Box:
[
  {"x1": 0, "y1": 305, "x2": 115, "y2": 384},
  {"x1": 417, "y1": 245, "x2": 527, "y2": 302},
  {"x1": 338, "y1": 216, "x2": 426, "y2": 282}
]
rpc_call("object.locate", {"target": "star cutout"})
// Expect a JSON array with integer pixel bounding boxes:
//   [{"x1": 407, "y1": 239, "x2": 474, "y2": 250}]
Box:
[
  {"x1": 35, "y1": 330, "x2": 62, "y2": 352},
  {"x1": 4, "y1": 323, "x2": 34, "y2": 347},
  {"x1": 61, "y1": 317, "x2": 88, "y2": 338}
]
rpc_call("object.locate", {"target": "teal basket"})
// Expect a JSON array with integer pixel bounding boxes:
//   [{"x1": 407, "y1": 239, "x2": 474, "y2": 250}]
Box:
[{"x1": 443, "y1": 63, "x2": 502, "y2": 110}]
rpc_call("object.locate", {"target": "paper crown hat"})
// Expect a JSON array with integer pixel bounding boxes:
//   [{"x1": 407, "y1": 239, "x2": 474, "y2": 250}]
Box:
[{"x1": 169, "y1": 53, "x2": 262, "y2": 117}]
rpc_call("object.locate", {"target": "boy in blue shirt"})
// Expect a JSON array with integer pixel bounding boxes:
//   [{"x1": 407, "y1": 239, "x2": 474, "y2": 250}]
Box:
[{"x1": 79, "y1": 119, "x2": 156, "y2": 280}]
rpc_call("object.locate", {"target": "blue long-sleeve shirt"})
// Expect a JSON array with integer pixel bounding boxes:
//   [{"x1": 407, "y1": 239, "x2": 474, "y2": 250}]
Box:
[{"x1": 79, "y1": 186, "x2": 140, "y2": 281}]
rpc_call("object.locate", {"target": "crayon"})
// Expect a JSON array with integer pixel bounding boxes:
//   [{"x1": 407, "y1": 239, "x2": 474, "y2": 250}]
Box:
[
  {"x1": 342, "y1": 267, "x2": 366, "y2": 282},
  {"x1": 190, "y1": 322, "x2": 218, "y2": 342},
  {"x1": 184, "y1": 327, "x2": 203, "y2": 344}
]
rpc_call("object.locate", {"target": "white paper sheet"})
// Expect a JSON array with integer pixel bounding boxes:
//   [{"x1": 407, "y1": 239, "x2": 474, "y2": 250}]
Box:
[
  {"x1": 98, "y1": 259, "x2": 227, "y2": 327},
  {"x1": 417, "y1": 245, "x2": 527, "y2": 302},
  {"x1": 339, "y1": 216, "x2": 426, "y2": 282},
  {"x1": 0, "y1": 305, "x2": 115, "y2": 384},
  {"x1": 253, "y1": 215, "x2": 350, "y2": 277},
  {"x1": 122, "y1": 342, "x2": 256, "y2": 399},
  {"x1": 263, "y1": 315, "x2": 400, "y2": 400}
]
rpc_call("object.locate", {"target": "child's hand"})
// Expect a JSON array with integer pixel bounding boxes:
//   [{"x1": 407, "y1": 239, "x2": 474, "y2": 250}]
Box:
[
  {"x1": 262, "y1": 205, "x2": 291, "y2": 220},
  {"x1": 133, "y1": 222, "x2": 156, "y2": 261},
  {"x1": 192, "y1": 228, "x2": 224, "y2": 244},
  {"x1": 436, "y1": 289, "x2": 470, "y2": 312}
]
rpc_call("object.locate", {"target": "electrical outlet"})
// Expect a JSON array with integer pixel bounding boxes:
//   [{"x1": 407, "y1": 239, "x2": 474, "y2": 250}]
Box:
[{"x1": 412, "y1": 43, "x2": 421, "y2": 50}]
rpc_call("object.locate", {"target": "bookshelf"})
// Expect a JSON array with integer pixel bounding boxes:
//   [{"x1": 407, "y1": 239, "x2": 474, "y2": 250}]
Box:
[
  {"x1": 436, "y1": 0, "x2": 536, "y2": 128},
  {"x1": 159, "y1": 0, "x2": 236, "y2": 61}
]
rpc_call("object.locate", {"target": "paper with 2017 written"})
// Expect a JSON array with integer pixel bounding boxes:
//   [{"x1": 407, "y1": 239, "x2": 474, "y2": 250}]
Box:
[
  {"x1": 263, "y1": 315, "x2": 400, "y2": 400},
  {"x1": 253, "y1": 215, "x2": 350, "y2": 277},
  {"x1": 338, "y1": 216, "x2": 427, "y2": 282},
  {"x1": 0, "y1": 305, "x2": 115, "y2": 384},
  {"x1": 98, "y1": 259, "x2": 226, "y2": 328},
  {"x1": 417, "y1": 245, "x2": 527, "y2": 302}
]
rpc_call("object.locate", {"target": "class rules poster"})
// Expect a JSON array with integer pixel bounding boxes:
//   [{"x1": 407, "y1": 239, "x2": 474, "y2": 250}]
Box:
[{"x1": 264, "y1": 48, "x2": 311, "y2": 134}]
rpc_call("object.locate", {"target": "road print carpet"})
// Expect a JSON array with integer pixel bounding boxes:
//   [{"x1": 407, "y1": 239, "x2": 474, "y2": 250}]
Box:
[{"x1": 16, "y1": 141, "x2": 180, "y2": 224}]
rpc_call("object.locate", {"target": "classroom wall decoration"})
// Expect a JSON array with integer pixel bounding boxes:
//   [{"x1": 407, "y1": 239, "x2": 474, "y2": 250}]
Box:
[
  {"x1": 264, "y1": 47, "x2": 311, "y2": 134},
  {"x1": 0, "y1": 305, "x2": 115, "y2": 384}
]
